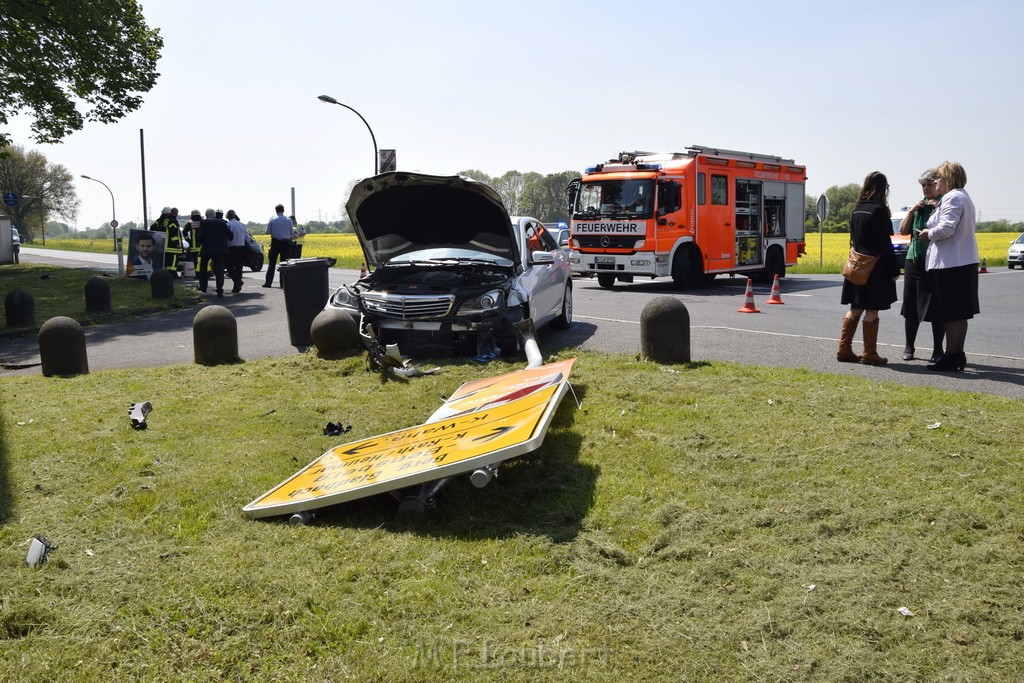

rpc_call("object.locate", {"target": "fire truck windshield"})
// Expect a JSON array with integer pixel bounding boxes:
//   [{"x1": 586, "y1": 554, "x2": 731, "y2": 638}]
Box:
[{"x1": 573, "y1": 180, "x2": 654, "y2": 219}]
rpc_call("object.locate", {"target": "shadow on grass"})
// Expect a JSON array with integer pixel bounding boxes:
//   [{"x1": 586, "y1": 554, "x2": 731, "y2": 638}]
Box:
[
  {"x1": 0, "y1": 412, "x2": 9, "y2": 524},
  {"x1": 300, "y1": 394, "x2": 597, "y2": 543}
]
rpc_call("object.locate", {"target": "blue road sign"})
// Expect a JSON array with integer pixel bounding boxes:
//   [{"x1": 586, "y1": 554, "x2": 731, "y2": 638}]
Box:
[{"x1": 3, "y1": 192, "x2": 21, "y2": 207}]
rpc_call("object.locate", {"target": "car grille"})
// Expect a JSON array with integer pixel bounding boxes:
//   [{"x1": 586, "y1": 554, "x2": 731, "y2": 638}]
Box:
[
  {"x1": 576, "y1": 235, "x2": 638, "y2": 249},
  {"x1": 362, "y1": 292, "x2": 455, "y2": 319}
]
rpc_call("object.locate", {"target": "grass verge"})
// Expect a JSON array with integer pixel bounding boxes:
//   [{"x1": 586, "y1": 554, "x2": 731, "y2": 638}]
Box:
[
  {"x1": 1, "y1": 351, "x2": 1022, "y2": 681},
  {"x1": 0, "y1": 264, "x2": 202, "y2": 339}
]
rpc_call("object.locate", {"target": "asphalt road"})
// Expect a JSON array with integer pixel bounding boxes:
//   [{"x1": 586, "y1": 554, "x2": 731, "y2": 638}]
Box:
[{"x1": 5, "y1": 248, "x2": 1023, "y2": 399}]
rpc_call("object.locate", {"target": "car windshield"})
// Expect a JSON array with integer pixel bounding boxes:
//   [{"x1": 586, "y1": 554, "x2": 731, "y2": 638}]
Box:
[
  {"x1": 388, "y1": 248, "x2": 512, "y2": 268},
  {"x1": 1015, "y1": 234, "x2": 1024, "y2": 245},
  {"x1": 573, "y1": 180, "x2": 654, "y2": 219}
]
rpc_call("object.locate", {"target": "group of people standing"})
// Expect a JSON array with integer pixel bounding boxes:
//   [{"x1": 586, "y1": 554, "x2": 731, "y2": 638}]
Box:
[
  {"x1": 836, "y1": 161, "x2": 979, "y2": 373},
  {"x1": 148, "y1": 204, "x2": 306, "y2": 294},
  {"x1": 150, "y1": 206, "x2": 254, "y2": 297}
]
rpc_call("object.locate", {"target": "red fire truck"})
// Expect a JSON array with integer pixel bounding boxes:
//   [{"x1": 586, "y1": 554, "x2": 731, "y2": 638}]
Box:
[{"x1": 567, "y1": 146, "x2": 807, "y2": 289}]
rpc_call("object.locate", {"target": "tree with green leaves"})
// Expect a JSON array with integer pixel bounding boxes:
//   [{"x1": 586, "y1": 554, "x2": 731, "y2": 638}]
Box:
[
  {"x1": 0, "y1": 145, "x2": 79, "y2": 242},
  {"x1": 521, "y1": 170, "x2": 579, "y2": 223},
  {"x1": 805, "y1": 183, "x2": 860, "y2": 233},
  {"x1": 0, "y1": 0, "x2": 163, "y2": 150}
]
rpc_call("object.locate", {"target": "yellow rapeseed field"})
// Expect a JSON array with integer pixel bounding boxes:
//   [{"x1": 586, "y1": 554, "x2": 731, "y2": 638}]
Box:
[
  {"x1": 33, "y1": 231, "x2": 1018, "y2": 273},
  {"x1": 253, "y1": 234, "x2": 365, "y2": 269},
  {"x1": 792, "y1": 232, "x2": 1014, "y2": 274}
]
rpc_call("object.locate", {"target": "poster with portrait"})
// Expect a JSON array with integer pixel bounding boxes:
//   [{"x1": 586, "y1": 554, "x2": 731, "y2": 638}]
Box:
[{"x1": 126, "y1": 228, "x2": 166, "y2": 279}]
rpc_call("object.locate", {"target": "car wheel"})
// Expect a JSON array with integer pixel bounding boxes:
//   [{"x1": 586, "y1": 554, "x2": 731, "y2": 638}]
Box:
[
  {"x1": 551, "y1": 284, "x2": 572, "y2": 330},
  {"x1": 597, "y1": 273, "x2": 616, "y2": 289},
  {"x1": 1009, "y1": 263, "x2": 1015, "y2": 269},
  {"x1": 248, "y1": 253, "x2": 264, "y2": 272}
]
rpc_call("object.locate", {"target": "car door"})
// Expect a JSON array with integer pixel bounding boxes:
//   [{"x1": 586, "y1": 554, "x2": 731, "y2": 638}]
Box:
[{"x1": 522, "y1": 219, "x2": 565, "y2": 325}]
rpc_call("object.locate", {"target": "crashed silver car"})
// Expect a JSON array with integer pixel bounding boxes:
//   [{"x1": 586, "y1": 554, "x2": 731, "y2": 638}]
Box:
[{"x1": 327, "y1": 172, "x2": 573, "y2": 357}]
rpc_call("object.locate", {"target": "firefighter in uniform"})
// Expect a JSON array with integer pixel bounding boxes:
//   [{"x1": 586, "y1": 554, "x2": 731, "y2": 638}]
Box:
[
  {"x1": 150, "y1": 206, "x2": 184, "y2": 276},
  {"x1": 182, "y1": 209, "x2": 202, "y2": 275}
]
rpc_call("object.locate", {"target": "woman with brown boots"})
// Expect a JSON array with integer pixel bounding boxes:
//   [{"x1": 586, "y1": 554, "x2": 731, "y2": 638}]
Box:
[{"x1": 837, "y1": 172, "x2": 900, "y2": 365}]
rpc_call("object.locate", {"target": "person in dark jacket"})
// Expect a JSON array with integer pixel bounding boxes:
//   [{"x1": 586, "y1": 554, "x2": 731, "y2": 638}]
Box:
[
  {"x1": 197, "y1": 208, "x2": 233, "y2": 297},
  {"x1": 898, "y1": 168, "x2": 944, "y2": 362},
  {"x1": 836, "y1": 171, "x2": 900, "y2": 365}
]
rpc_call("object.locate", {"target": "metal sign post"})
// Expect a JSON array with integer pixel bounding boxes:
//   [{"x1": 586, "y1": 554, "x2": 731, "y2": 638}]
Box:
[{"x1": 816, "y1": 193, "x2": 830, "y2": 267}]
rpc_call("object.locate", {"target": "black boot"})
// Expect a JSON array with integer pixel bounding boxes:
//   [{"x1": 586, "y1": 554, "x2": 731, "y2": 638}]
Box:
[
  {"x1": 929, "y1": 323, "x2": 944, "y2": 362},
  {"x1": 927, "y1": 353, "x2": 964, "y2": 372}
]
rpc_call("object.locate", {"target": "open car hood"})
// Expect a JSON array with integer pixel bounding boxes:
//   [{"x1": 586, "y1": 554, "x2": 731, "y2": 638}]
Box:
[{"x1": 345, "y1": 172, "x2": 519, "y2": 267}]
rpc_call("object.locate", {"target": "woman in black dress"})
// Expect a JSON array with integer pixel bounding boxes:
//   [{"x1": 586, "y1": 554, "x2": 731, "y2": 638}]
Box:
[{"x1": 836, "y1": 171, "x2": 900, "y2": 365}]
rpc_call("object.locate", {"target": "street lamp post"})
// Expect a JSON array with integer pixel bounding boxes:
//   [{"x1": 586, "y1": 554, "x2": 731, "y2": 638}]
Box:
[
  {"x1": 317, "y1": 95, "x2": 379, "y2": 175},
  {"x1": 81, "y1": 175, "x2": 117, "y2": 252}
]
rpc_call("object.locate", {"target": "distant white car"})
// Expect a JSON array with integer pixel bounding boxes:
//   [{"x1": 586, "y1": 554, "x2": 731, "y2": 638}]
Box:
[
  {"x1": 327, "y1": 172, "x2": 573, "y2": 358},
  {"x1": 1008, "y1": 232, "x2": 1024, "y2": 269},
  {"x1": 11, "y1": 227, "x2": 20, "y2": 250}
]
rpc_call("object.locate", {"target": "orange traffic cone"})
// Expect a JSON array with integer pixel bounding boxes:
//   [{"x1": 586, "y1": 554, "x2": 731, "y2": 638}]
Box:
[
  {"x1": 765, "y1": 274, "x2": 785, "y2": 304},
  {"x1": 979, "y1": 259, "x2": 988, "y2": 273},
  {"x1": 359, "y1": 261, "x2": 367, "y2": 279},
  {"x1": 737, "y1": 278, "x2": 761, "y2": 313}
]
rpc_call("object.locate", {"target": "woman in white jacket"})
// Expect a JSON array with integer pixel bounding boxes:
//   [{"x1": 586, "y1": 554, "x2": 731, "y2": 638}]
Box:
[{"x1": 918, "y1": 161, "x2": 979, "y2": 371}]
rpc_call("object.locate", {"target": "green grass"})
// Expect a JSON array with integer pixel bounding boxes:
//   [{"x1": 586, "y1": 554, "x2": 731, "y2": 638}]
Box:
[
  {"x1": 2, "y1": 351, "x2": 1022, "y2": 681},
  {"x1": 1, "y1": 264, "x2": 202, "y2": 339}
]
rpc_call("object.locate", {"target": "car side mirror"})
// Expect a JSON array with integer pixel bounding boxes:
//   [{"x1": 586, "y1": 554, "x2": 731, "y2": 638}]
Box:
[{"x1": 530, "y1": 251, "x2": 555, "y2": 265}]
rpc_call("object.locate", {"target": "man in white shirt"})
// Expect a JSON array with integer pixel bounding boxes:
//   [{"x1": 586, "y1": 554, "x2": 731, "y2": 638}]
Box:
[
  {"x1": 263, "y1": 204, "x2": 293, "y2": 288},
  {"x1": 226, "y1": 210, "x2": 249, "y2": 293}
]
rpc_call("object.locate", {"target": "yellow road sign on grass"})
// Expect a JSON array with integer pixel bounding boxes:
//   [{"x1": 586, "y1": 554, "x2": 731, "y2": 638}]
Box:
[{"x1": 243, "y1": 359, "x2": 575, "y2": 519}]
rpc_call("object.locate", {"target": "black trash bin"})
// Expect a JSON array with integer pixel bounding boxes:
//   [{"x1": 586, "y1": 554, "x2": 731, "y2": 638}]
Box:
[{"x1": 278, "y1": 257, "x2": 337, "y2": 346}]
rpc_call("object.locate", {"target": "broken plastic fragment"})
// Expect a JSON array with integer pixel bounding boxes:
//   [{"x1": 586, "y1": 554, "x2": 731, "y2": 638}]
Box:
[
  {"x1": 25, "y1": 535, "x2": 56, "y2": 568},
  {"x1": 472, "y1": 350, "x2": 498, "y2": 364},
  {"x1": 128, "y1": 401, "x2": 153, "y2": 430},
  {"x1": 926, "y1": 422, "x2": 941, "y2": 430},
  {"x1": 323, "y1": 421, "x2": 352, "y2": 436},
  {"x1": 897, "y1": 607, "x2": 915, "y2": 617}
]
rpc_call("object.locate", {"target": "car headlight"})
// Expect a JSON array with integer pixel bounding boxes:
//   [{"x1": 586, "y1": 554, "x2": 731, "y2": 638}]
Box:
[
  {"x1": 458, "y1": 289, "x2": 503, "y2": 314},
  {"x1": 328, "y1": 286, "x2": 359, "y2": 310}
]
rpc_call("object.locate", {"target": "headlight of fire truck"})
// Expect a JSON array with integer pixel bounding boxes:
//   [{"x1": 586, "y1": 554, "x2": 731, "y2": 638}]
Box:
[
  {"x1": 633, "y1": 239, "x2": 646, "y2": 249},
  {"x1": 570, "y1": 238, "x2": 580, "y2": 249}
]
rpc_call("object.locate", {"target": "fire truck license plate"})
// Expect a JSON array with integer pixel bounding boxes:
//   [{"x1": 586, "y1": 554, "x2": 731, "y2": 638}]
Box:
[{"x1": 595, "y1": 256, "x2": 615, "y2": 264}]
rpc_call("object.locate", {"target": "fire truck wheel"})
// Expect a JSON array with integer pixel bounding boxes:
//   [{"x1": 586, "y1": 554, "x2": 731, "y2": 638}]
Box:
[
  {"x1": 597, "y1": 273, "x2": 616, "y2": 289},
  {"x1": 761, "y1": 248, "x2": 785, "y2": 283},
  {"x1": 671, "y1": 247, "x2": 698, "y2": 290}
]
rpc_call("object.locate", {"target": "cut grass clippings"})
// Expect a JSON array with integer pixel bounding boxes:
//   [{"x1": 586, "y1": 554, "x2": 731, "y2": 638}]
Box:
[{"x1": 1, "y1": 351, "x2": 1021, "y2": 681}]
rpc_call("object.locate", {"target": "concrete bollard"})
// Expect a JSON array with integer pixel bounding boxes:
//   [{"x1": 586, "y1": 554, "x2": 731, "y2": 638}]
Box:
[
  {"x1": 310, "y1": 308, "x2": 361, "y2": 358},
  {"x1": 193, "y1": 305, "x2": 239, "y2": 366},
  {"x1": 4, "y1": 288, "x2": 36, "y2": 328},
  {"x1": 39, "y1": 316, "x2": 89, "y2": 377},
  {"x1": 150, "y1": 269, "x2": 174, "y2": 299},
  {"x1": 639, "y1": 296, "x2": 691, "y2": 364},
  {"x1": 84, "y1": 276, "x2": 112, "y2": 312}
]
